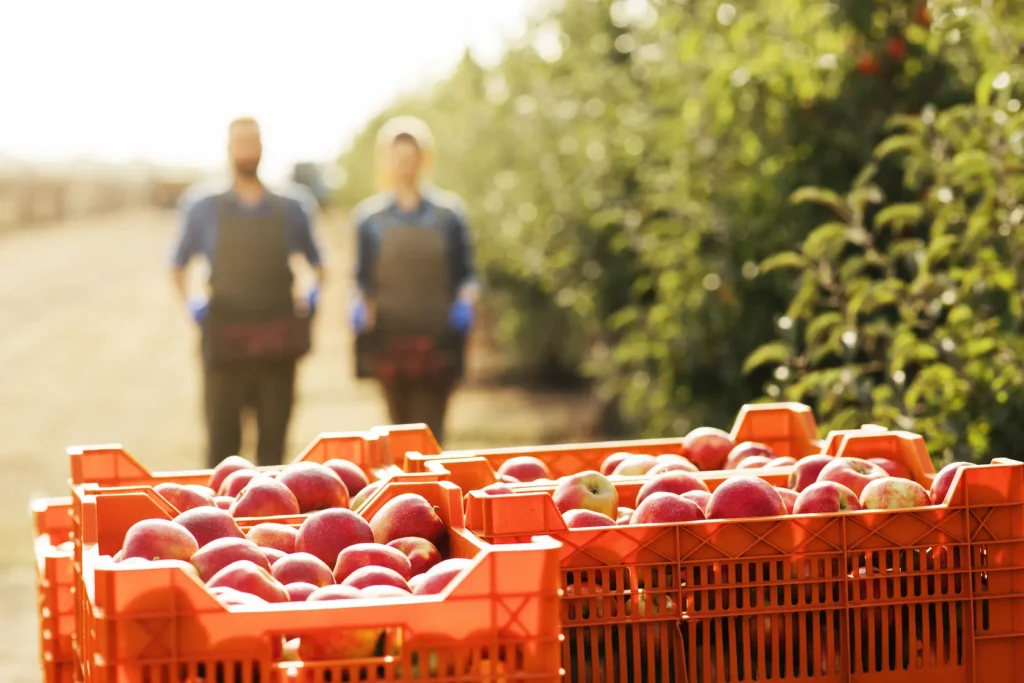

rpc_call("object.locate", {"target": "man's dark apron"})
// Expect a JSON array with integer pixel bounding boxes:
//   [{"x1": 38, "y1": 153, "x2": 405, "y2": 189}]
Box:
[
  {"x1": 202, "y1": 193, "x2": 310, "y2": 364},
  {"x1": 355, "y1": 212, "x2": 465, "y2": 381}
]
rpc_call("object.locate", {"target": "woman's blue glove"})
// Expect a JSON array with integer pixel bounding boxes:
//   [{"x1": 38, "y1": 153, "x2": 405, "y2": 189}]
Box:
[
  {"x1": 188, "y1": 297, "x2": 209, "y2": 324},
  {"x1": 352, "y1": 300, "x2": 368, "y2": 333},
  {"x1": 449, "y1": 299, "x2": 474, "y2": 333},
  {"x1": 306, "y1": 287, "x2": 321, "y2": 316}
]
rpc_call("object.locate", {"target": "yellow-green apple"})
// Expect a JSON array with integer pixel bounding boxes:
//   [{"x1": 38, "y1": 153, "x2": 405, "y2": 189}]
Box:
[
  {"x1": 369, "y1": 493, "x2": 447, "y2": 548},
  {"x1": 562, "y1": 509, "x2": 617, "y2": 528},
  {"x1": 787, "y1": 455, "x2": 834, "y2": 492},
  {"x1": 155, "y1": 482, "x2": 215, "y2": 512},
  {"x1": 611, "y1": 454, "x2": 659, "y2": 476},
  {"x1": 173, "y1": 506, "x2": 244, "y2": 548},
  {"x1": 859, "y1": 477, "x2": 931, "y2": 510},
  {"x1": 631, "y1": 492, "x2": 705, "y2": 525},
  {"x1": 350, "y1": 479, "x2": 384, "y2": 511},
  {"x1": 680, "y1": 490, "x2": 712, "y2": 513},
  {"x1": 724, "y1": 442, "x2": 775, "y2": 470},
  {"x1": 209, "y1": 454, "x2": 256, "y2": 493},
  {"x1": 334, "y1": 543, "x2": 412, "y2": 583},
  {"x1": 206, "y1": 559, "x2": 289, "y2": 603},
  {"x1": 683, "y1": 427, "x2": 735, "y2": 471},
  {"x1": 552, "y1": 471, "x2": 619, "y2": 518},
  {"x1": 817, "y1": 457, "x2": 888, "y2": 497},
  {"x1": 737, "y1": 455, "x2": 772, "y2": 469},
  {"x1": 322, "y1": 459, "x2": 371, "y2": 497},
  {"x1": 930, "y1": 461, "x2": 976, "y2": 505},
  {"x1": 245, "y1": 522, "x2": 298, "y2": 554},
  {"x1": 386, "y1": 537, "x2": 442, "y2": 577},
  {"x1": 121, "y1": 519, "x2": 199, "y2": 562},
  {"x1": 218, "y1": 468, "x2": 261, "y2": 497},
  {"x1": 411, "y1": 558, "x2": 474, "y2": 596},
  {"x1": 229, "y1": 476, "x2": 301, "y2": 518},
  {"x1": 272, "y1": 552, "x2": 334, "y2": 587},
  {"x1": 599, "y1": 452, "x2": 633, "y2": 476},
  {"x1": 277, "y1": 462, "x2": 350, "y2": 512},
  {"x1": 792, "y1": 481, "x2": 861, "y2": 514},
  {"x1": 634, "y1": 471, "x2": 709, "y2": 507},
  {"x1": 774, "y1": 486, "x2": 798, "y2": 513},
  {"x1": 190, "y1": 537, "x2": 271, "y2": 582},
  {"x1": 296, "y1": 508, "x2": 375, "y2": 567},
  {"x1": 767, "y1": 456, "x2": 797, "y2": 467},
  {"x1": 497, "y1": 456, "x2": 551, "y2": 482},
  {"x1": 615, "y1": 507, "x2": 634, "y2": 524},
  {"x1": 867, "y1": 457, "x2": 911, "y2": 479},
  {"x1": 341, "y1": 565, "x2": 411, "y2": 591},
  {"x1": 706, "y1": 476, "x2": 788, "y2": 519},
  {"x1": 284, "y1": 581, "x2": 318, "y2": 602}
]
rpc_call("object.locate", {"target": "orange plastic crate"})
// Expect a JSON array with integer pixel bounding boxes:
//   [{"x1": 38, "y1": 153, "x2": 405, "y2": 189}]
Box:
[
  {"x1": 459, "y1": 431, "x2": 1024, "y2": 683},
  {"x1": 68, "y1": 424, "x2": 441, "y2": 489},
  {"x1": 72, "y1": 480, "x2": 562, "y2": 682},
  {"x1": 32, "y1": 497, "x2": 80, "y2": 683},
  {"x1": 402, "y1": 402, "x2": 824, "y2": 480}
]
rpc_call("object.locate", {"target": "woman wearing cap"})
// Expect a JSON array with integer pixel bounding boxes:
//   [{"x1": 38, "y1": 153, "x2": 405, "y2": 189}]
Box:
[{"x1": 351, "y1": 116, "x2": 477, "y2": 444}]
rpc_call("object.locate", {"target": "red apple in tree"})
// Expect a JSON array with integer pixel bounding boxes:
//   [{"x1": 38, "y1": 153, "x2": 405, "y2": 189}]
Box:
[
  {"x1": 122, "y1": 519, "x2": 198, "y2": 562},
  {"x1": 860, "y1": 477, "x2": 931, "y2": 510},
  {"x1": 277, "y1": 462, "x2": 349, "y2": 512},
  {"x1": 724, "y1": 442, "x2": 775, "y2": 470},
  {"x1": 497, "y1": 456, "x2": 551, "y2": 483},
  {"x1": 631, "y1": 492, "x2": 705, "y2": 525},
  {"x1": 272, "y1": 552, "x2": 334, "y2": 587},
  {"x1": 929, "y1": 462, "x2": 976, "y2": 505},
  {"x1": 599, "y1": 452, "x2": 632, "y2": 476},
  {"x1": 634, "y1": 471, "x2": 709, "y2": 507},
  {"x1": 173, "y1": 507, "x2": 244, "y2": 548},
  {"x1": 817, "y1": 458, "x2": 888, "y2": 497},
  {"x1": 611, "y1": 454, "x2": 659, "y2": 477},
  {"x1": 229, "y1": 476, "x2": 301, "y2": 518},
  {"x1": 296, "y1": 508, "x2": 375, "y2": 568},
  {"x1": 788, "y1": 455, "x2": 834, "y2": 492},
  {"x1": 552, "y1": 471, "x2": 619, "y2": 518},
  {"x1": 209, "y1": 455, "x2": 255, "y2": 493},
  {"x1": 793, "y1": 481, "x2": 861, "y2": 515},
  {"x1": 322, "y1": 459, "x2": 370, "y2": 497},
  {"x1": 706, "y1": 477, "x2": 787, "y2": 519},
  {"x1": 386, "y1": 537, "x2": 442, "y2": 577},
  {"x1": 562, "y1": 509, "x2": 617, "y2": 528},
  {"x1": 867, "y1": 457, "x2": 911, "y2": 480},
  {"x1": 369, "y1": 493, "x2": 447, "y2": 548},
  {"x1": 683, "y1": 427, "x2": 734, "y2": 471},
  {"x1": 774, "y1": 486, "x2": 798, "y2": 513}
]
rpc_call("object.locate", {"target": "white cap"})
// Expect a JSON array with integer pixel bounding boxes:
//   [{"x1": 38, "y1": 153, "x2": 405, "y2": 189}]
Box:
[{"x1": 376, "y1": 115, "x2": 436, "y2": 152}]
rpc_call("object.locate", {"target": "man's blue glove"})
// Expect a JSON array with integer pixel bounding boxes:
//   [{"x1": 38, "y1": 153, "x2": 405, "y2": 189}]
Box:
[
  {"x1": 352, "y1": 300, "x2": 368, "y2": 333},
  {"x1": 188, "y1": 297, "x2": 209, "y2": 324},
  {"x1": 306, "y1": 287, "x2": 321, "y2": 316},
  {"x1": 449, "y1": 299, "x2": 474, "y2": 333}
]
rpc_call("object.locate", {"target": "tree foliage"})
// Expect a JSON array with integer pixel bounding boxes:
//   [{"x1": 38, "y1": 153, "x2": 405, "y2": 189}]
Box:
[{"x1": 337, "y1": 0, "x2": 1023, "y2": 446}]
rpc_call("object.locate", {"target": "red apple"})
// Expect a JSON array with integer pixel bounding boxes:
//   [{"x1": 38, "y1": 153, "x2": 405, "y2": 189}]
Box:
[
  {"x1": 788, "y1": 454, "x2": 834, "y2": 492},
  {"x1": 767, "y1": 456, "x2": 798, "y2": 468},
  {"x1": 611, "y1": 454, "x2": 659, "y2": 477},
  {"x1": 497, "y1": 456, "x2": 551, "y2": 483},
  {"x1": 683, "y1": 427, "x2": 734, "y2": 471},
  {"x1": 300, "y1": 585, "x2": 378, "y2": 660},
  {"x1": 209, "y1": 455, "x2": 256, "y2": 493},
  {"x1": 245, "y1": 522, "x2": 298, "y2": 554},
  {"x1": 793, "y1": 481, "x2": 861, "y2": 515},
  {"x1": 229, "y1": 476, "x2": 301, "y2": 518},
  {"x1": 737, "y1": 455, "x2": 772, "y2": 470},
  {"x1": 552, "y1": 471, "x2": 619, "y2": 518},
  {"x1": 867, "y1": 457, "x2": 912, "y2": 480},
  {"x1": 322, "y1": 459, "x2": 371, "y2": 497},
  {"x1": 296, "y1": 508, "x2": 375, "y2": 568},
  {"x1": 334, "y1": 543, "x2": 412, "y2": 583},
  {"x1": 350, "y1": 479, "x2": 384, "y2": 511},
  {"x1": 480, "y1": 482, "x2": 515, "y2": 496},
  {"x1": 206, "y1": 559, "x2": 289, "y2": 603},
  {"x1": 860, "y1": 477, "x2": 931, "y2": 510},
  {"x1": 121, "y1": 519, "x2": 198, "y2": 562},
  {"x1": 190, "y1": 537, "x2": 271, "y2": 582},
  {"x1": 209, "y1": 585, "x2": 267, "y2": 607},
  {"x1": 307, "y1": 584, "x2": 362, "y2": 601},
  {"x1": 724, "y1": 442, "x2": 775, "y2": 470},
  {"x1": 154, "y1": 482, "x2": 215, "y2": 512},
  {"x1": 173, "y1": 507, "x2": 244, "y2": 548},
  {"x1": 272, "y1": 552, "x2": 334, "y2": 587},
  {"x1": 648, "y1": 457, "x2": 699, "y2": 475},
  {"x1": 930, "y1": 462, "x2": 976, "y2": 505},
  {"x1": 634, "y1": 471, "x2": 709, "y2": 507},
  {"x1": 706, "y1": 476, "x2": 787, "y2": 519},
  {"x1": 411, "y1": 558, "x2": 474, "y2": 596},
  {"x1": 341, "y1": 565, "x2": 411, "y2": 591},
  {"x1": 277, "y1": 461, "x2": 350, "y2": 512},
  {"x1": 817, "y1": 458, "x2": 888, "y2": 497},
  {"x1": 680, "y1": 490, "x2": 712, "y2": 513},
  {"x1": 261, "y1": 547, "x2": 286, "y2": 566},
  {"x1": 284, "y1": 581, "x2": 319, "y2": 602},
  {"x1": 360, "y1": 585, "x2": 410, "y2": 598},
  {"x1": 599, "y1": 452, "x2": 632, "y2": 476},
  {"x1": 615, "y1": 507, "x2": 634, "y2": 524},
  {"x1": 631, "y1": 492, "x2": 705, "y2": 525},
  {"x1": 213, "y1": 496, "x2": 234, "y2": 511},
  {"x1": 369, "y1": 493, "x2": 447, "y2": 548},
  {"x1": 774, "y1": 486, "x2": 798, "y2": 513},
  {"x1": 217, "y1": 468, "x2": 261, "y2": 497},
  {"x1": 562, "y1": 509, "x2": 616, "y2": 528},
  {"x1": 386, "y1": 537, "x2": 442, "y2": 577}
]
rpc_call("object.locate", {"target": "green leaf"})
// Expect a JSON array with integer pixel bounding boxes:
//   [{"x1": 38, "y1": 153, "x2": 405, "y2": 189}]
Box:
[
  {"x1": 805, "y1": 311, "x2": 843, "y2": 347},
  {"x1": 742, "y1": 341, "x2": 793, "y2": 375},
  {"x1": 759, "y1": 251, "x2": 807, "y2": 273},
  {"x1": 789, "y1": 187, "x2": 847, "y2": 216},
  {"x1": 874, "y1": 134, "x2": 924, "y2": 160},
  {"x1": 848, "y1": 278, "x2": 904, "y2": 318},
  {"x1": 874, "y1": 203, "x2": 926, "y2": 232},
  {"x1": 802, "y1": 222, "x2": 849, "y2": 261}
]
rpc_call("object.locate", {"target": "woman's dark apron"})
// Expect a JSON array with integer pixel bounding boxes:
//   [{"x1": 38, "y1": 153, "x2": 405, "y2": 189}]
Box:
[
  {"x1": 202, "y1": 193, "x2": 311, "y2": 364},
  {"x1": 355, "y1": 211, "x2": 465, "y2": 381}
]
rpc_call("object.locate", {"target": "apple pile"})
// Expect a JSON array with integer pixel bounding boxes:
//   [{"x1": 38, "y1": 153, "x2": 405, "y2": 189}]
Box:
[
  {"x1": 108, "y1": 490, "x2": 475, "y2": 661},
  {"x1": 150, "y1": 455, "x2": 385, "y2": 519}
]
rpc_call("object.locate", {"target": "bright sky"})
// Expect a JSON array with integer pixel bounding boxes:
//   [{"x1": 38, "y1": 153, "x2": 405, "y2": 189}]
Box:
[{"x1": 0, "y1": 0, "x2": 542, "y2": 180}]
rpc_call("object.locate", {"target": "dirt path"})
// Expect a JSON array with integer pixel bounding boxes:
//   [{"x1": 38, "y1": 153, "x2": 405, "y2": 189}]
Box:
[{"x1": 0, "y1": 209, "x2": 592, "y2": 682}]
